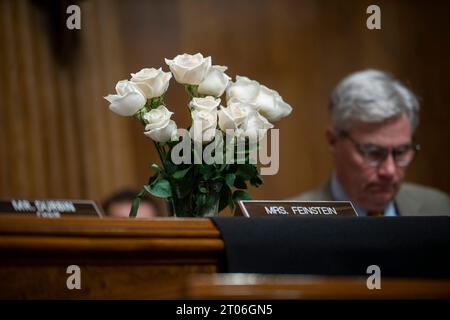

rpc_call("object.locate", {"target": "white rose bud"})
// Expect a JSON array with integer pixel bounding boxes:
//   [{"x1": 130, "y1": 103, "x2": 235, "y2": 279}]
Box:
[
  {"x1": 104, "y1": 80, "x2": 146, "y2": 116},
  {"x1": 130, "y1": 68, "x2": 172, "y2": 99},
  {"x1": 198, "y1": 65, "x2": 231, "y2": 97},
  {"x1": 189, "y1": 96, "x2": 221, "y2": 113},
  {"x1": 226, "y1": 76, "x2": 260, "y2": 103},
  {"x1": 254, "y1": 85, "x2": 292, "y2": 122},
  {"x1": 165, "y1": 53, "x2": 211, "y2": 85},
  {"x1": 190, "y1": 110, "x2": 218, "y2": 144},
  {"x1": 218, "y1": 102, "x2": 252, "y2": 131},
  {"x1": 143, "y1": 106, "x2": 178, "y2": 143}
]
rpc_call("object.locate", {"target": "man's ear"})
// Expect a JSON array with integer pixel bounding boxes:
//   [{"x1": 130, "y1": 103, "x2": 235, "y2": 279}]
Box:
[{"x1": 326, "y1": 127, "x2": 338, "y2": 152}]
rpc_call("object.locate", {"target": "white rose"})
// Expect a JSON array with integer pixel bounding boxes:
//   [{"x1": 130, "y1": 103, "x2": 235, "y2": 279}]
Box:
[
  {"x1": 198, "y1": 65, "x2": 231, "y2": 97},
  {"x1": 143, "y1": 106, "x2": 178, "y2": 143},
  {"x1": 130, "y1": 68, "x2": 172, "y2": 99},
  {"x1": 226, "y1": 76, "x2": 292, "y2": 122},
  {"x1": 189, "y1": 96, "x2": 221, "y2": 113},
  {"x1": 165, "y1": 53, "x2": 211, "y2": 85},
  {"x1": 241, "y1": 110, "x2": 274, "y2": 141},
  {"x1": 218, "y1": 102, "x2": 252, "y2": 131},
  {"x1": 104, "y1": 80, "x2": 146, "y2": 116},
  {"x1": 219, "y1": 100, "x2": 272, "y2": 141},
  {"x1": 254, "y1": 85, "x2": 292, "y2": 122},
  {"x1": 226, "y1": 76, "x2": 260, "y2": 103},
  {"x1": 190, "y1": 110, "x2": 218, "y2": 143},
  {"x1": 227, "y1": 97, "x2": 259, "y2": 111}
]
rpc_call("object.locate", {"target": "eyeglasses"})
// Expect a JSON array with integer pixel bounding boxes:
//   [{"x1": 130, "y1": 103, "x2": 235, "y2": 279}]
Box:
[{"x1": 339, "y1": 132, "x2": 420, "y2": 168}]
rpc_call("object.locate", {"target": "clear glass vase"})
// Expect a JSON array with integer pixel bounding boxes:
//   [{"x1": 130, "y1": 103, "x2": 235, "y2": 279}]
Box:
[{"x1": 167, "y1": 181, "x2": 223, "y2": 217}]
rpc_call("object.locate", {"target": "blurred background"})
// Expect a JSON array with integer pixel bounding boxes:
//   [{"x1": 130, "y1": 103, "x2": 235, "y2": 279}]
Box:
[{"x1": 1, "y1": 0, "x2": 449, "y2": 214}]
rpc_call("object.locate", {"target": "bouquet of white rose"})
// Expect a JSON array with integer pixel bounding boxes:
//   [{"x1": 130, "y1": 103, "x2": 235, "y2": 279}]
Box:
[{"x1": 105, "y1": 53, "x2": 292, "y2": 217}]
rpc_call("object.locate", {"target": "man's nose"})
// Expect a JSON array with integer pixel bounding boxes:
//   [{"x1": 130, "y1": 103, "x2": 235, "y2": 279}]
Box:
[{"x1": 378, "y1": 153, "x2": 397, "y2": 177}]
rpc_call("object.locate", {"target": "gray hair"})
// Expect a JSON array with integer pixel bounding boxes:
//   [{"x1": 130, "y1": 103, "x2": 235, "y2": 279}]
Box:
[{"x1": 329, "y1": 69, "x2": 420, "y2": 133}]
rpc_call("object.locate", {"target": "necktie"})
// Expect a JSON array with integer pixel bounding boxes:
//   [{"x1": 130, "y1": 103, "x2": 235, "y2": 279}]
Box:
[{"x1": 367, "y1": 210, "x2": 384, "y2": 216}]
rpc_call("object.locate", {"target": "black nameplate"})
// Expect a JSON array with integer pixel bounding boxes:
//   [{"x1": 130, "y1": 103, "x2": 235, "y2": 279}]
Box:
[
  {"x1": 236, "y1": 200, "x2": 357, "y2": 217},
  {"x1": 0, "y1": 199, "x2": 102, "y2": 218}
]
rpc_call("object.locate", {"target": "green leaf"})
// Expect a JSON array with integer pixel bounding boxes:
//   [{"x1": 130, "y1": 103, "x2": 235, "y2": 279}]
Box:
[
  {"x1": 172, "y1": 166, "x2": 192, "y2": 180},
  {"x1": 236, "y1": 164, "x2": 257, "y2": 180},
  {"x1": 164, "y1": 160, "x2": 178, "y2": 175},
  {"x1": 250, "y1": 175, "x2": 263, "y2": 187},
  {"x1": 232, "y1": 190, "x2": 252, "y2": 203},
  {"x1": 234, "y1": 175, "x2": 247, "y2": 189},
  {"x1": 199, "y1": 165, "x2": 215, "y2": 180},
  {"x1": 225, "y1": 173, "x2": 236, "y2": 188},
  {"x1": 144, "y1": 179, "x2": 172, "y2": 198}
]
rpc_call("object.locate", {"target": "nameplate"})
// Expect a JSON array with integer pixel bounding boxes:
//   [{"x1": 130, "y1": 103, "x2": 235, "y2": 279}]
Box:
[
  {"x1": 0, "y1": 199, "x2": 102, "y2": 218},
  {"x1": 236, "y1": 200, "x2": 357, "y2": 217}
]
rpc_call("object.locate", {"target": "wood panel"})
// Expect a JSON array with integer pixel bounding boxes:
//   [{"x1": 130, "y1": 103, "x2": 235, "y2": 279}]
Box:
[
  {"x1": 184, "y1": 274, "x2": 450, "y2": 299},
  {"x1": 0, "y1": 215, "x2": 223, "y2": 299},
  {"x1": 1, "y1": 215, "x2": 449, "y2": 299},
  {"x1": 0, "y1": 0, "x2": 137, "y2": 205}
]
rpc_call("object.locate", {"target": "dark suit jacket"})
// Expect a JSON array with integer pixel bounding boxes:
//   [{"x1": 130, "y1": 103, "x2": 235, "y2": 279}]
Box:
[{"x1": 292, "y1": 181, "x2": 450, "y2": 216}]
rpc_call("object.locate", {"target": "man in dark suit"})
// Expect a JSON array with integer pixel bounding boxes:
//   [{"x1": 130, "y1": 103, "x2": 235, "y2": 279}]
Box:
[{"x1": 293, "y1": 70, "x2": 449, "y2": 216}]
